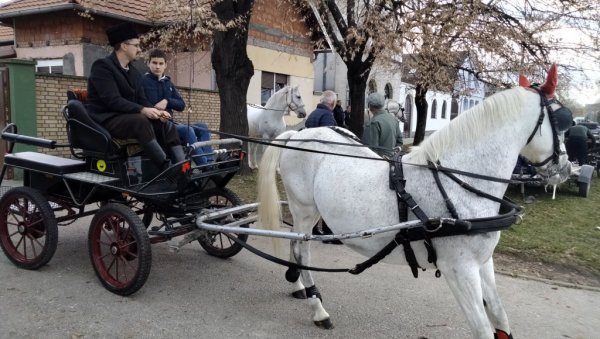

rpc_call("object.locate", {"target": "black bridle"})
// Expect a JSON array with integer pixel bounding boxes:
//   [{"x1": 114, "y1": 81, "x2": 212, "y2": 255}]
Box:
[
  {"x1": 285, "y1": 87, "x2": 305, "y2": 113},
  {"x1": 524, "y1": 87, "x2": 571, "y2": 168}
]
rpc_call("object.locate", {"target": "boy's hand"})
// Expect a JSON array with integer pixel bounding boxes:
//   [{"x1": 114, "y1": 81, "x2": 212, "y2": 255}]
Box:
[{"x1": 154, "y1": 99, "x2": 168, "y2": 110}]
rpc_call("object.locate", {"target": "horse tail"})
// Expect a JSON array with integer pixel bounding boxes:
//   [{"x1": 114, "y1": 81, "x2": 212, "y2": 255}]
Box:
[{"x1": 257, "y1": 130, "x2": 297, "y2": 232}]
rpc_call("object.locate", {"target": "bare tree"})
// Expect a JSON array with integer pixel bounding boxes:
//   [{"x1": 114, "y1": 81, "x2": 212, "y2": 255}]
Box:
[
  {"x1": 302, "y1": 0, "x2": 600, "y2": 142},
  {"x1": 297, "y1": 0, "x2": 403, "y2": 137}
]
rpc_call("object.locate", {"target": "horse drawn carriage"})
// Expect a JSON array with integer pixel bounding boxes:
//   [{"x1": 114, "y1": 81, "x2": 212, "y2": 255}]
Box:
[
  {"x1": 0, "y1": 92, "x2": 255, "y2": 296},
  {"x1": 511, "y1": 155, "x2": 594, "y2": 198},
  {"x1": 0, "y1": 65, "x2": 579, "y2": 338}
]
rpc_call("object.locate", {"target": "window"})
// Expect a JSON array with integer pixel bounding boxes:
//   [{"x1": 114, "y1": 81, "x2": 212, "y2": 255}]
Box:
[
  {"x1": 313, "y1": 51, "x2": 335, "y2": 92},
  {"x1": 368, "y1": 79, "x2": 377, "y2": 94},
  {"x1": 384, "y1": 83, "x2": 393, "y2": 99},
  {"x1": 450, "y1": 99, "x2": 459, "y2": 120},
  {"x1": 261, "y1": 71, "x2": 288, "y2": 105},
  {"x1": 36, "y1": 59, "x2": 63, "y2": 74},
  {"x1": 431, "y1": 99, "x2": 437, "y2": 119},
  {"x1": 441, "y1": 101, "x2": 447, "y2": 119}
]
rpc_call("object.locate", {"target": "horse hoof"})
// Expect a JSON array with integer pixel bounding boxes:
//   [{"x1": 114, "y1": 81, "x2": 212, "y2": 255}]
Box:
[
  {"x1": 314, "y1": 318, "x2": 334, "y2": 329},
  {"x1": 291, "y1": 290, "x2": 307, "y2": 299}
]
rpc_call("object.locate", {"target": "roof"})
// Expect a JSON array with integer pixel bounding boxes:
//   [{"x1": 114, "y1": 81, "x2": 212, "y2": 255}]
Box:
[
  {"x1": 0, "y1": 25, "x2": 14, "y2": 42},
  {"x1": 0, "y1": 0, "x2": 157, "y2": 24}
]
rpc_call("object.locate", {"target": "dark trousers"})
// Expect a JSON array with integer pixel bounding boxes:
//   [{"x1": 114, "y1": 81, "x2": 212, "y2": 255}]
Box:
[
  {"x1": 103, "y1": 114, "x2": 180, "y2": 147},
  {"x1": 566, "y1": 136, "x2": 589, "y2": 165}
]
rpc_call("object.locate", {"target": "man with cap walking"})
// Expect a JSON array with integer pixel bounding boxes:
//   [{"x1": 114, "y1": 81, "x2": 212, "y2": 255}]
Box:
[
  {"x1": 362, "y1": 92, "x2": 403, "y2": 156},
  {"x1": 86, "y1": 22, "x2": 184, "y2": 169}
]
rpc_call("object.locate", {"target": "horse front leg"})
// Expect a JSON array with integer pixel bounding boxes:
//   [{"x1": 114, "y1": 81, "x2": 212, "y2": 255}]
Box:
[
  {"x1": 480, "y1": 258, "x2": 512, "y2": 339},
  {"x1": 441, "y1": 262, "x2": 493, "y2": 339}
]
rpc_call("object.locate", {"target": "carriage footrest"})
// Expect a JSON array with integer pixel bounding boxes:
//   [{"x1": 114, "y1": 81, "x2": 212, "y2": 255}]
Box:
[
  {"x1": 63, "y1": 171, "x2": 119, "y2": 184},
  {"x1": 4, "y1": 152, "x2": 86, "y2": 175}
]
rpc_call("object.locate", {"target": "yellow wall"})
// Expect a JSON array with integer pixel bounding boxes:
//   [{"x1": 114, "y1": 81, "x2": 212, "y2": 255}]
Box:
[{"x1": 246, "y1": 45, "x2": 314, "y2": 116}]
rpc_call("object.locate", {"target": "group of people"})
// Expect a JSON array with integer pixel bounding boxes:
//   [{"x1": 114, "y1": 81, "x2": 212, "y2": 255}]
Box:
[
  {"x1": 305, "y1": 90, "x2": 403, "y2": 156},
  {"x1": 86, "y1": 22, "x2": 212, "y2": 170}
]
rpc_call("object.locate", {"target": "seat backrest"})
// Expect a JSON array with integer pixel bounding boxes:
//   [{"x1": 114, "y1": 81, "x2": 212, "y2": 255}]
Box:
[{"x1": 65, "y1": 99, "x2": 115, "y2": 155}]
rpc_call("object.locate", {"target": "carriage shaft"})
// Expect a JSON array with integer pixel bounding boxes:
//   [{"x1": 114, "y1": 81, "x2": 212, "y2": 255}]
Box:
[{"x1": 195, "y1": 202, "x2": 428, "y2": 241}]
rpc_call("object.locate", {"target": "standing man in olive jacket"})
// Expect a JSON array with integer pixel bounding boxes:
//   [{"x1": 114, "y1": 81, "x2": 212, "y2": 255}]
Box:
[
  {"x1": 86, "y1": 22, "x2": 184, "y2": 169},
  {"x1": 362, "y1": 92, "x2": 403, "y2": 156}
]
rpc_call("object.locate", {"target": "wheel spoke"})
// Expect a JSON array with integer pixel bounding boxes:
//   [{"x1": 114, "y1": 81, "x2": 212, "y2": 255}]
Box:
[
  {"x1": 106, "y1": 256, "x2": 117, "y2": 273},
  {"x1": 27, "y1": 235, "x2": 38, "y2": 258},
  {"x1": 25, "y1": 233, "x2": 44, "y2": 255},
  {"x1": 218, "y1": 233, "x2": 224, "y2": 248},
  {"x1": 118, "y1": 256, "x2": 130, "y2": 282},
  {"x1": 28, "y1": 226, "x2": 45, "y2": 238}
]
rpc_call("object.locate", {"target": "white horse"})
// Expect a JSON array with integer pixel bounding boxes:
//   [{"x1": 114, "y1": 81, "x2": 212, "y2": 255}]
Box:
[
  {"x1": 247, "y1": 86, "x2": 306, "y2": 169},
  {"x1": 365, "y1": 99, "x2": 406, "y2": 125},
  {"x1": 257, "y1": 65, "x2": 572, "y2": 338}
]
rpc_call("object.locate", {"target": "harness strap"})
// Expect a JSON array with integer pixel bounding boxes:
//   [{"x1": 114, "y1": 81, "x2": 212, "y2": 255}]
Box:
[
  {"x1": 430, "y1": 161, "x2": 459, "y2": 219},
  {"x1": 390, "y1": 153, "x2": 436, "y2": 277}
]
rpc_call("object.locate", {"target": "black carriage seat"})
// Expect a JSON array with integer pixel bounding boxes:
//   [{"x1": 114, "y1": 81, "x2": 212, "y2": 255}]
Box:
[
  {"x1": 4, "y1": 151, "x2": 86, "y2": 175},
  {"x1": 64, "y1": 90, "x2": 142, "y2": 158}
]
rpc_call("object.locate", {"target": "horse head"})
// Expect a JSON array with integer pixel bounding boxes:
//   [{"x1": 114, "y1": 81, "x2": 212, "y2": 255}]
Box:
[
  {"x1": 385, "y1": 99, "x2": 406, "y2": 123},
  {"x1": 286, "y1": 86, "x2": 307, "y2": 118},
  {"x1": 519, "y1": 64, "x2": 572, "y2": 184}
]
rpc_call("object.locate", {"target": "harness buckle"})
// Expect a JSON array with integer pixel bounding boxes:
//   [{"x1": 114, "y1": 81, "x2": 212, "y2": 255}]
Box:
[{"x1": 425, "y1": 220, "x2": 444, "y2": 233}]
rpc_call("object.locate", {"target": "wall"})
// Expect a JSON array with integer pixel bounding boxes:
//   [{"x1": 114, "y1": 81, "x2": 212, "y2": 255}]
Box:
[
  {"x1": 34, "y1": 74, "x2": 221, "y2": 158},
  {"x1": 247, "y1": 45, "x2": 314, "y2": 109}
]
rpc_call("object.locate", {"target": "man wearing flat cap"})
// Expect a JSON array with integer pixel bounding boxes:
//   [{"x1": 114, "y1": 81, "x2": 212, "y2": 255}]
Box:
[
  {"x1": 86, "y1": 22, "x2": 184, "y2": 169},
  {"x1": 362, "y1": 92, "x2": 403, "y2": 156}
]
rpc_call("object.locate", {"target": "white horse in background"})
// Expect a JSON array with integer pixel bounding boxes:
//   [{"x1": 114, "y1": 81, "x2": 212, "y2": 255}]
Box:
[
  {"x1": 257, "y1": 65, "x2": 572, "y2": 338},
  {"x1": 364, "y1": 99, "x2": 406, "y2": 125},
  {"x1": 247, "y1": 86, "x2": 306, "y2": 169},
  {"x1": 385, "y1": 99, "x2": 406, "y2": 122}
]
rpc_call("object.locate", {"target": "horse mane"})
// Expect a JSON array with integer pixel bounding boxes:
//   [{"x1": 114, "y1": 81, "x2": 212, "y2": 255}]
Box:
[
  {"x1": 410, "y1": 87, "x2": 527, "y2": 163},
  {"x1": 264, "y1": 86, "x2": 289, "y2": 108}
]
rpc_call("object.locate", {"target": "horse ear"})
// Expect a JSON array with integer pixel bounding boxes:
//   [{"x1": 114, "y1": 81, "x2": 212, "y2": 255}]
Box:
[
  {"x1": 540, "y1": 64, "x2": 558, "y2": 96},
  {"x1": 518, "y1": 74, "x2": 531, "y2": 87}
]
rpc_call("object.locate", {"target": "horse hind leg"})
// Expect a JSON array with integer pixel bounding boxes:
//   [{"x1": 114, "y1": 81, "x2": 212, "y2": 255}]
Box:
[
  {"x1": 441, "y1": 263, "x2": 493, "y2": 338},
  {"x1": 286, "y1": 208, "x2": 333, "y2": 329},
  {"x1": 287, "y1": 239, "x2": 306, "y2": 299},
  {"x1": 480, "y1": 258, "x2": 512, "y2": 339},
  {"x1": 248, "y1": 142, "x2": 256, "y2": 169}
]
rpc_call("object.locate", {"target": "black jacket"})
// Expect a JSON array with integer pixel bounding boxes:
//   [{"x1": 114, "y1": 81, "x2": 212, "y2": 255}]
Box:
[{"x1": 86, "y1": 52, "x2": 150, "y2": 123}]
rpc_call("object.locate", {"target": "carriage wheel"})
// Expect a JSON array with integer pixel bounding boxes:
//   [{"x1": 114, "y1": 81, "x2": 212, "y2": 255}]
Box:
[
  {"x1": 578, "y1": 181, "x2": 591, "y2": 198},
  {"x1": 0, "y1": 187, "x2": 58, "y2": 270},
  {"x1": 88, "y1": 203, "x2": 151, "y2": 296},
  {"x1": 198, "y1": 188, "x2": 249, "y2": 258}
]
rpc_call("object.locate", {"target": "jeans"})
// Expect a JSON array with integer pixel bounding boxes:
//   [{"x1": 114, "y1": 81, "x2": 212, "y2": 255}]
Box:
[{"x1": 176, "y1": 122, "x2": 213, "y2": 165}]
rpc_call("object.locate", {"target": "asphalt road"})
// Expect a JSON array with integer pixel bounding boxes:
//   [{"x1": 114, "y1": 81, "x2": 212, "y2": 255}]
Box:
[{"x1": 0, "y1": 216, "x2": 598, "y2": 339}]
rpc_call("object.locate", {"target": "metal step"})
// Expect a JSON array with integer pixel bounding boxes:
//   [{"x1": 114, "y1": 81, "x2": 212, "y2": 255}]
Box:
[{"x1": 63, "y1": 171, "x2": 120, "y2": 184}]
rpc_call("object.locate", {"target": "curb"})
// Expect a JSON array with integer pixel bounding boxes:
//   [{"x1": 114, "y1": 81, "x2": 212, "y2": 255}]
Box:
[{"x1": 496, "y1": 269, "x2": 600, "y2": 292}]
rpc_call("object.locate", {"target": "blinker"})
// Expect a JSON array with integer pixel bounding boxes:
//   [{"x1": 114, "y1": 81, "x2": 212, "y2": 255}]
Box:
[{"x1": 554, "y1": 106, "x2": 573, "y2": 131}]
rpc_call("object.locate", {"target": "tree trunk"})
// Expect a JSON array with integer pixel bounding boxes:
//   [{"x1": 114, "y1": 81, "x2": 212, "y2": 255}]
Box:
[
  {"x1": 211, "y1": 0, "x2": 255, "y2": 172},
  {"x1": 413, "y1": 83, "x2": 429, "y2": 146},
  {"x1": 346, "y1": 62, "x2": 372, "y2": 138}
]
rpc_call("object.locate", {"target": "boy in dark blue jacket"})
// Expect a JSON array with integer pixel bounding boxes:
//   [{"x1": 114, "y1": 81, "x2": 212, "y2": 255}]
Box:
[{"x1": 142, "y1": 49, "x2": 213, "y2": 165}]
